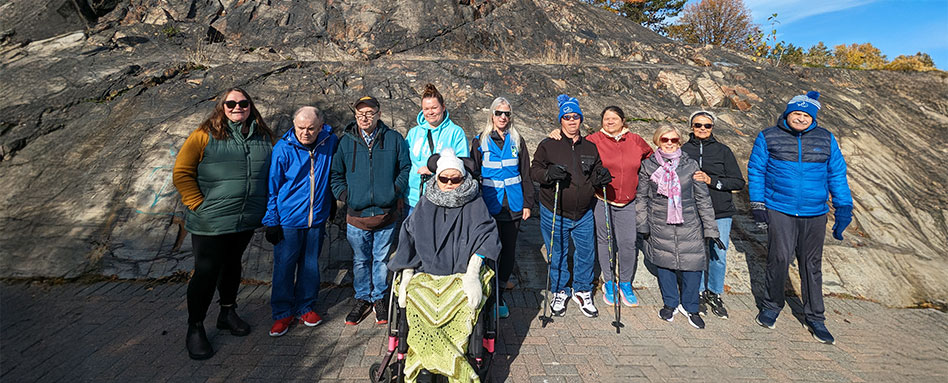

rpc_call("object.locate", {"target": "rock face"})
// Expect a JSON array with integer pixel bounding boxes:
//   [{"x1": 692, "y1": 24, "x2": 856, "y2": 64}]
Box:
[{"x1": 1, "y1": 0, "x2": 947, "y2": 308}]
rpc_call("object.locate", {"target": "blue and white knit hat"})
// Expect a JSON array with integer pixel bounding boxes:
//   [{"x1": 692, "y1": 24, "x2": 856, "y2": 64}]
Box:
[
  {"x1": 557, "y1": 94, "x2": 583, "y2": 122},
  {"x1": 783, "y1": 91, "x2": 821, "y2": 119}
]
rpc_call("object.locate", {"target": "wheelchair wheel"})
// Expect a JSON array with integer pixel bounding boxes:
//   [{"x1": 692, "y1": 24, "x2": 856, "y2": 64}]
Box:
[{"x1": 369, "y1": 362, "x2": 394, "y2": 383}]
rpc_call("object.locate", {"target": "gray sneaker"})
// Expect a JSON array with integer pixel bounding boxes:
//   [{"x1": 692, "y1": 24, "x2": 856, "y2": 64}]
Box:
[{"x1": 704, "y1": 291, "x2": 729, "y2": 319}]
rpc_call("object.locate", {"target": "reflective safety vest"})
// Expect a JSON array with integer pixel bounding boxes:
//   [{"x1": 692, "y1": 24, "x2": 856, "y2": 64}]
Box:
[{"x1": 478, "y1": 132, "x2": 523, "y2": 215}]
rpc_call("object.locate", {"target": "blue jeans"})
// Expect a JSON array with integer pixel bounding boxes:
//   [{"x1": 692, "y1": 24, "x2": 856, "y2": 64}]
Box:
[
  {"x1": 701, "y1": 217, "x2": 732, "y2": 295},
  {"x1": 540, "y1": 205, "x2": 595, "y2": 294},
  {"x1": 347, "y1": 223, "x2": 395, "y2": 302},
  {"x1": 656, "y1": 266, "x2": 701, "y2": 313},
  {"x1": 271, "y1": 225, "x2": 325, "y2": 320}
]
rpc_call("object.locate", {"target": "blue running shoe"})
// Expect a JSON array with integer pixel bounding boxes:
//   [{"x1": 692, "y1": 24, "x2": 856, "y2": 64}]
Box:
[
  {"x1": 755, "y1": 309, "x2": 778, "y2": 329},
  {"x1": 618, "y1": 282, "x2": 639, "y2": 307},
  {"x1": 804, "y1": 320, "x2": 836, "y2": 345},
  {"x1": 602, "y1": 281, "x2": 616, "y2": 306},
  {"x1": 498, "y1": 299, "x2": 509, "y2": 319}
]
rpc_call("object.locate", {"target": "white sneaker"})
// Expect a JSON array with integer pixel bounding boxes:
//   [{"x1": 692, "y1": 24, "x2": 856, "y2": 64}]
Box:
[
  {"x1": 551, "y1": 291, "x2": 568, "y2": 316},
  {"x1": 572, "y1": 291, "x2": 599, "y2": 318}
]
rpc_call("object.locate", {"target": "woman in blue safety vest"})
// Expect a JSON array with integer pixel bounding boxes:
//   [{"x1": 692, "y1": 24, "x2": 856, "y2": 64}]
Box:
[{"x1": 470, "y1": 96, "x2": 535, "y2": 319}]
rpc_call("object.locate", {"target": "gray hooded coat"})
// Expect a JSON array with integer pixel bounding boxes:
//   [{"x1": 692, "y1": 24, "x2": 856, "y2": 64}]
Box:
[
  {"x1": 635, "y1": 151, "x2": 719, "y2": 271},
  {"x1": 388, "y1": 176, "x2": 501, "y2": 276}
]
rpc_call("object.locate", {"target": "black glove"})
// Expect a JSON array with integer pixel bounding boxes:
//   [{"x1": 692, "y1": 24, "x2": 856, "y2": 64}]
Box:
[
  {"x1": 750, "y1": 202, "x2": 768, "y2": 230},
  {"x1": 706, "y1": 237, "x2": 725, "y2": 260},
  {"x1": 592, "y1": 166, "x2": 613, "y2": 188},
  {"x1": 545, "y1": 164, "x2": 570, "y2": 184},
  {"x1": 638, "y1": 232, "x2": 650, "y2": 241},
  {"x1": 265, "y1": 226, "x2": 284, "y2": 245}
]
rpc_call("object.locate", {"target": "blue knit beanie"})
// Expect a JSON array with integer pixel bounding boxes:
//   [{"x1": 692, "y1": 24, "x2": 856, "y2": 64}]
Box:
[
  {"x1": 557, "y1": 94, "x2": 583, "y2": 122},
  {"x1": 783, "y1": 91, "x2": 821, "y2": 120}
]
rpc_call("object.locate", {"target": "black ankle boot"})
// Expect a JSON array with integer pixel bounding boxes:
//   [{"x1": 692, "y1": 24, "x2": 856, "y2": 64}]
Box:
[
  {"x1": 186, "y1": 322, "x2": 214, "y2": 360},
  {"x1": 216, "y1": 304, "x2": 251, "y2": 336}
]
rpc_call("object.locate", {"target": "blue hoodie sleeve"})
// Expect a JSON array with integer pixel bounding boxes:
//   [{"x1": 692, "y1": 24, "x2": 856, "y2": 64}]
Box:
[
  {"x1": 450, "y1": 126, "x2": 470, "y2": 157},
  {"x1": 827, "y1": 134, "x2": 853, "y2": 208},
  {"x1": 262, "y1": 142, "x2": 287, "y2": 227},
  {"x1": 747, "y1": 132, "x2": 769, "y2": 204}
]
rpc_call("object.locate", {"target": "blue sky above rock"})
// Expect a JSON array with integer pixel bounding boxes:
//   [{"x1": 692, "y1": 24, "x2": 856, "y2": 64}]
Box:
[{"x1": 741, "y1": 0, "x2": 948, "y2": 68}]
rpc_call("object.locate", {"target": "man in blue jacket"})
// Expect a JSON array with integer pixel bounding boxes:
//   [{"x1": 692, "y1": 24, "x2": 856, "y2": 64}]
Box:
[
  {"x1": 263, "y1": 106, "x2": 338, "y2": 337},
  {"x1": 331, "y1": 96, "x2": 411, "y2": 326},
  {"x1": 747, "y1": 91, "x2": 853, "y2": 345}
]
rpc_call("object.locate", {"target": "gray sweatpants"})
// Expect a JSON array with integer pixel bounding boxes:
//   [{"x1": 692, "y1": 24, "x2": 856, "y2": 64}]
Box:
[
  {"x1": 594, "y1": 199, "x2": 639, "y2": 283},
  {"x1": 761, "y1": 209, "x2": 827, "y2": 322}
]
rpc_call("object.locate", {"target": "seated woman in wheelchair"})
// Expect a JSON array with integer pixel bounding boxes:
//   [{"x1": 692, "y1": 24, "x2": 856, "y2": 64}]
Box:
[{"x1": 388, "y1": 148, "x2": 500, "y2": 383}]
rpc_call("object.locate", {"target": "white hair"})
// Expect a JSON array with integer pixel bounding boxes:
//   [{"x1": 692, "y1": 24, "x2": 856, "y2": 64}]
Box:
[{"x1": 293, "y1": 106, "x2": 320, "y2": 123}]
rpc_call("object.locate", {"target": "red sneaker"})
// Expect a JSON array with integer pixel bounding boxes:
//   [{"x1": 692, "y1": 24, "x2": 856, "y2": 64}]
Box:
[
  {"x1": 301, "y1": 311, "x2": 323, "y2": 327},
  {"x1": 269, "y1": 317, "x2": 294, "y2": 337}
]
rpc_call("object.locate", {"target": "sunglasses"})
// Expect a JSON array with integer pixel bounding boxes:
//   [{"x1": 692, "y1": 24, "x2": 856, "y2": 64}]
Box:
[
  {"x1": 692, "y1": 123, "x2": 713, "y2": 129},
  {"x1": 494, "y1": 110, "x2": 511, "y2": 117},
  {"x1": 660, "y1": 137, "x2": 680, "y2": 144},
  {"x1": 437, "y1": 175, "x2": 464, "y2": 185},
  {"x1": 224, "y1": 100, "x2": 250, "y2": 109},
  {"x1": 561, "y1": 114, "x2": 581, "y2": 121}
]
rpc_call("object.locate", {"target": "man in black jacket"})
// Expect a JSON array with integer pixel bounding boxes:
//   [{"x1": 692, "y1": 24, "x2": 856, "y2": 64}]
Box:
[
  {"x1": 529, "y1": 94, "x2": 611, "y2": 318},
  {"x1": 681, "y1": 111, "x2": 745, "y2": 319}
]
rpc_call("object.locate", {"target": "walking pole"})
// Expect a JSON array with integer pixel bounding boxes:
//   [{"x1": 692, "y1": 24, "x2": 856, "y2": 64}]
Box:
[
  {"x1": 603, "y1": 186, "x2": 624, "y2": 333},
  {"x1": 538, "y1": 181, "x2": 559, "y2": 328}
]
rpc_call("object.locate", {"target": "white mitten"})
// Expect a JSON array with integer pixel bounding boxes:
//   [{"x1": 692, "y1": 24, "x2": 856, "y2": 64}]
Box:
[
  {"x1": 461, "y1": 256, "x2": 484, "y2": 310},
  {"x1": 398, "y1": 268, "x2": 414, "y2": 308}
]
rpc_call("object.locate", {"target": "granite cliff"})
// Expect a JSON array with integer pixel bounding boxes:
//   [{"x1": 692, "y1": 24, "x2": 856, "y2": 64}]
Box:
[{"x1": 2, "y1": 0, "x2": 946, "y2": 308}]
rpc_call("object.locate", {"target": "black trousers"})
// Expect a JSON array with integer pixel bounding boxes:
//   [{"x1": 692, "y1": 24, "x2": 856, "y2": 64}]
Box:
[
  {"x1": 187, "y1": 230, "x2": 254, "y2": 324},
  {"x1": 761, "y1": 210, "x2": 827, "y2": 322},
  {"x1": 495, "y1": 219, "x2": 521, "y2": 302}
]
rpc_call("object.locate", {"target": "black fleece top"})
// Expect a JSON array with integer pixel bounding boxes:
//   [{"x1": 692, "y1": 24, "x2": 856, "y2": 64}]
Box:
[
  {"x1": 681, "y1": 133, "x2": 745, "y2": 219},
  {"x1": 529, "y1": 132, "x2": 604, "y2": 220}
]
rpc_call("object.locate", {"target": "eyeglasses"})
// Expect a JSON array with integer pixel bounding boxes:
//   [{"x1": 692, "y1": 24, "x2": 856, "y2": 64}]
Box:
[
  {"x1": 561, "y1": 114, "x2": 581, "y2": 121},
  {"x1": 224, "y1": 100, "x2": 249, "y2": 109},
  {"x1": 494, "y1": 110, "x2": 511, "y2": 117},
  {"x1": 437, "y1": 175, "x2": 464, "y2": 185},
  {"x1": 355, "y1": 111, "x2": 377, "y2": 120},
  {"x1": 659, "y1": 137, "x2": 680, "y2": 144},
  {"x1": 692, "y1": 123, "x2": 713, "y2": 129}
]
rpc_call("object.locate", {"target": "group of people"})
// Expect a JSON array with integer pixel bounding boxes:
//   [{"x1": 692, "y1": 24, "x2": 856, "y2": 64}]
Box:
[{"x1": 172, "y1": 84, "x2": 853, "y2": 361}]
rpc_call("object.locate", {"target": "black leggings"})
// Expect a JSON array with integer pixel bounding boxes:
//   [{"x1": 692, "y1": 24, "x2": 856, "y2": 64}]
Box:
[
  {"x1": 495, "y1": 219, "x2": 521, "y2": 302},
  {"x1": 187, "y1": 230, "x2": 254, "y2": 323}
]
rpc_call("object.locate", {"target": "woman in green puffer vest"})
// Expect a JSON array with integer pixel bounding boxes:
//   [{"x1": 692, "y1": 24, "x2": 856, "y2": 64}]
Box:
[{"x1": 173, "y1": 87, "x2": 275, "y2": 360}]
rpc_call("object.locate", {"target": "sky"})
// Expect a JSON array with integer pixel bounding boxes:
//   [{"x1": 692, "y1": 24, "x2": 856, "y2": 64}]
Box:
[{"x1": 739, "y1": 0, "x2": 948, "y2": 68}]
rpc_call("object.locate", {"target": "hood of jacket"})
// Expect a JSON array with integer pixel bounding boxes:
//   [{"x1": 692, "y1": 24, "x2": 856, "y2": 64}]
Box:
[
  {"x1": 343, "y1": 120, "x2": 393, "y2": 146},
  {"x1": 415, "y1": 110, "x2": 454, "y2": 132}
]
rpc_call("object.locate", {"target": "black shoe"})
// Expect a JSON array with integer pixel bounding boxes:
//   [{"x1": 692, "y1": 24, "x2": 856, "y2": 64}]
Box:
[
  {"x1": 186, "y1": 322, "x2": 214, "y2": 360},
  {"x1": 677, "y1": 305, "x2": 705, "y2": 329},
  {"x1": 659, "y1": 305, "x2": 675, "y2": 322},
  {"x1": 216, "y1": 304, "x2": 251, "y2": 336},
  {"x1": 704, "y1": 292, "x2": 729, "y2": 319},
  {"x1": 345, "y1": 299, "x2": 373, "y2": 325},
  {"x1": 374, "y1": 300, "x2": 389, "y2": 325}
]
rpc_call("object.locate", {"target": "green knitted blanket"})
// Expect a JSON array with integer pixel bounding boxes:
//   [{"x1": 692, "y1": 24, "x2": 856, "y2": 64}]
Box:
[{"x1": 396, "y1": 269, "x2": 493, "y2": 383}]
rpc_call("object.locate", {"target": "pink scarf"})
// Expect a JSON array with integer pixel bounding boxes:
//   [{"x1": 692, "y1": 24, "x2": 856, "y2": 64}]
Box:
[{"x1": 650, "y1": 149, "x2": 683, "y2": 224}]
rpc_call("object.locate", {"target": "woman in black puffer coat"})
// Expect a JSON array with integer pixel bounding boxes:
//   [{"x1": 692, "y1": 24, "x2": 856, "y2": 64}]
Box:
[{"x1": 636, "y1": 125, "x2": 721, "y2": 330}]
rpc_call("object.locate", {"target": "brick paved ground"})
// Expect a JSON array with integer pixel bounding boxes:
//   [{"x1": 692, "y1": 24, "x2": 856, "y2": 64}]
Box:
[{"x1": 3, "y1": 278, "x2": 947, "y2": 383}]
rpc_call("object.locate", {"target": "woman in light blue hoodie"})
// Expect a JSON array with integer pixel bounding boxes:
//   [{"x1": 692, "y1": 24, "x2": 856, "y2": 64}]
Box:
[{"x1": 405, "y1": 83, "x2": 470, "y2": 210}]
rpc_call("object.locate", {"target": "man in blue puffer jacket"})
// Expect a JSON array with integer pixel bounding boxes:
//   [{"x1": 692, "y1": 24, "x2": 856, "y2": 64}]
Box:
[
  {"x1": 747, "y1": 91, "x2": 853, "y2": 345},
  {"x1": 262, "y1": 106, "x2": 338, "y2": 337}
]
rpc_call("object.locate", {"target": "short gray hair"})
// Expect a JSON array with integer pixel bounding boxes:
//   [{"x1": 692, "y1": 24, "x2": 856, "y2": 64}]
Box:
[{"x1": 293, "y1": 106, "x2": 320, "y2": 123}]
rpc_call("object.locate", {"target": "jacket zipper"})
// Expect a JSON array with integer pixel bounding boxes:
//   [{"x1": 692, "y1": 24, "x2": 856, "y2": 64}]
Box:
[
  {"x1": 308, "y1": 149, "x2": 315, "y2": 227},
  {"x1": 796, "y1": 134, "x2": 802, "y2": 216}
]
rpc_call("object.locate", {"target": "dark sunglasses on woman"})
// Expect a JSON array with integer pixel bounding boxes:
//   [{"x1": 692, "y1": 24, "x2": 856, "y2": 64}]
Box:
[
  {"x1": 437, "y1": 175, "x2": 464, "y2": 185},
  {"x1": 660, "y1": 137, "x2": 680, "y2": 144},
  {"x1": 494, "y1": 110, "x2": 511, "y2": 117},
  {"x1": 692, "y1": 123, "x2": 713, "y2": 129},
  {"x1": 224, "y1": 100, "x2": 250, "y2": 109}
]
